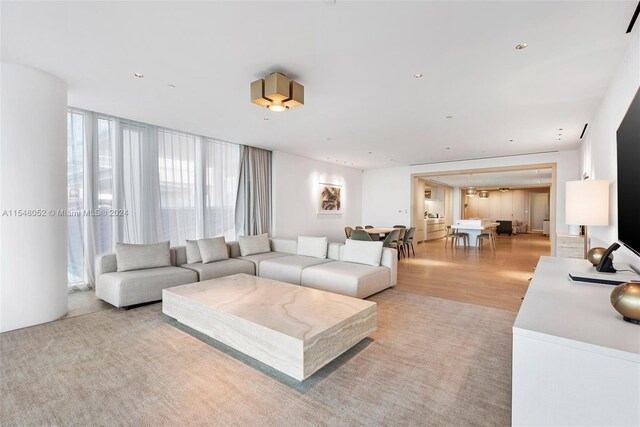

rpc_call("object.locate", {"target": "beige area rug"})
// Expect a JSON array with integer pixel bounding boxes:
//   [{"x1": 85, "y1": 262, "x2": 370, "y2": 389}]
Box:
[{"x1": 0, "y1": 289, "x2": 515, "y2": 426}]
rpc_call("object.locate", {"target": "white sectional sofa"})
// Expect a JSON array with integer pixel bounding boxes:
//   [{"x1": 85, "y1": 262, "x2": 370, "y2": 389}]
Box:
[{"x1": 95, "y1": 235, "x2": 397, "y2": 308}]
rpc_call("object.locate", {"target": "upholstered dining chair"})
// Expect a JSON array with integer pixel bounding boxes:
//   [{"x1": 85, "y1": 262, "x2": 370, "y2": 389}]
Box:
[
  {"x1": 351, "y1": 229, "x2": 372, "y2": 241},
  {"x1": 382, "y1": 228, "x2": 400, "y2": 246},
  {"x1": 344, "y1": 226, "x2": 353, "y2": 239},
  {"x1": 403, "y1": 227, "x2": 416, "y2": 257},
  {"x1": 355, "y1": 226, "x2": 364, "y2": 230},
  {"x1": 393, "y1": 224, "x2": 407, "y2": 228},
  {"x1": 397, "y1": 227, "x2": 406, "y2": 254},
  {"x1": 364, "y1": 225, "x2": 379, "y2": 241}
]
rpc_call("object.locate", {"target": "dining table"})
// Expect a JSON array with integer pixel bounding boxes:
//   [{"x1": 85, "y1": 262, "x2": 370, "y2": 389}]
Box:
[{"x1": 364, "y1": 227, "x2": 400, "y2": 236}]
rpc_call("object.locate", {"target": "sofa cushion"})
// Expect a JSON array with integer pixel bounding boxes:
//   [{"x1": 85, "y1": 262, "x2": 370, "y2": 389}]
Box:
[
  {"x1": 115, "y1": 241, "x2": 171, "y2": 272},
  {"x1": 239, "y1": 233, "x2": 270, "y2": 256},
  {"x1": 342, "y1": 240, "x2": 383, "y2": 267},
  {"x1": 185, "y1": 240, "x2": 202, "y2": 264},
  {"x1": 198, "y1": 237, "x2": 229, "y2": 263},
  {"x1": 259, "y1": 255, "x2": 334, "y2": 285},
  {"x1": 180, "y1": 258, "x2": 255, "y2": 281},
  {"x1": 297, "y1": 236, "x2": 328, "y2": 259},
  {"x1": 237, "y1": 251, "x2": 290, "y2": 275},
  {"x1": 301, "y1": 261, "x2": 391, "y2": 299},
  {"x1": 95, "y1": 266, "x2": 197, "y2": 307}
]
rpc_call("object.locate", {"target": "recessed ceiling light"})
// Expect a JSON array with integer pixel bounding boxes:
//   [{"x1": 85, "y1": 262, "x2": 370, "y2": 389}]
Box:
[
  {"x1": 559, "y1": 128, "x2": 563, "y2": 131},
  {"x1": 515, "y1": 43, "x2": 528, "y2": 50},
  {"x1": 446, "y1": 115, "x2": 453, "y2": 119},
  {"x1": 389, "y1": 158, "x2": 396, "y2": 162},
  {"x1": 368, "y1": 151, "x2": 372, "y2": 154},
  {"x1": 326, "y1": 138, "x2": 332, "y2": 141},
  {"x1": 167, "y1": 84, "x2": 176, "y2": 88},
  {"x1": 134, "y1": 73, "x2": 144, "y2": 78},
  {"x1": 263, "y1": 117, "x2": 269, "y2": 121},
  {"x1": 325, "y1": 157, "x2": 330, "y2": 160},
  {"x1": 414, "y1": 73, "x2": 423, "y2": 79},
  {"x1": 509, "y1": 139, "x2": 514, "y2": 142}
]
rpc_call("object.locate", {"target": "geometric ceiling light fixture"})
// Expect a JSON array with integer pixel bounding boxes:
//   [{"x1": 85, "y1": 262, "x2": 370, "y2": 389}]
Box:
[{"x1": 251, "y1": 72, "x2": 304, "y2": 112}]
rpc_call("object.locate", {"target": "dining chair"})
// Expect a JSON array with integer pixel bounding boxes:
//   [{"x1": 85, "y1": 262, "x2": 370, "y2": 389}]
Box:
[
  {"x1": 344, "y1": 226, "x2": 353, "y2": 239},
  {"x1": 476, "y1": 233, "x2": 494, "y2": 250},
  {"x1": 382, "y1": 229, "x2": 401, "y2": 259},
  {"x1": 397, "y1": 227, "x2": 407, "y2": 257},
  {"x1": 364, "y1": 225, "x2": 379, "y2": 241},
  {"x1": 403, "y1": 227, "x2": 416, "y2": 257},
  {"x1": 355, "y1": 226, "x2": 364, "y2": 230},
  {"x1": 393, "y1": 224, "x2": 407, "y2": 229},
  {"x1": 444, "y1": 225, "x2": 466, "y2": 248},
  {"x1": 351, "y1": 229, "x2": 372, "y2": 241}
]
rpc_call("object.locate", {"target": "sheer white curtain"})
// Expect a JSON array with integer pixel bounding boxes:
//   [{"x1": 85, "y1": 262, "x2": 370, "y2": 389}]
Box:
[
  {"x1": 204, "y1": 139, "x2": 240, "y2": 242},
  {"x1": 67, "y1": 108, "x2": 246, "y2": 287},
  {"x1": 157, "y1": 129, "x2": 199, "y2": 245}
]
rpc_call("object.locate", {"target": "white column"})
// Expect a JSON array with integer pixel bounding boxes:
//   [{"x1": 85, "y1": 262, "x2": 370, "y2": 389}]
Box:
[{"x1": 0, "y1": 62, "x2": 68, "y2": 332}]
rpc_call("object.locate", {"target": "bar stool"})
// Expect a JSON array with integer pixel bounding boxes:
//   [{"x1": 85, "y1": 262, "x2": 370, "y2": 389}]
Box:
[
  {"x1": 476, "y1": 230, "x2": 495, "y2": 250},
  {"x1": 444, "y1": 226, "x2": 469, "y2": 248}
]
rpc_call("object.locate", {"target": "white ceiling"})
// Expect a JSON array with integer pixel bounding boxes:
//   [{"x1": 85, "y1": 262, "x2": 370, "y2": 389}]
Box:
[
  {"x1": 1, "y1": 1, "x2": 637, "y2": 169},
  {"x1": 424, "y1": 169, "x2": 552, "y2": 188}
]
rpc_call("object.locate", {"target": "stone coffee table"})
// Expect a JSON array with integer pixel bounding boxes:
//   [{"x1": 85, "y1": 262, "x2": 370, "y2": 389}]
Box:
[{"x1": 162, "y1": 273, "x2": 377, "y2": 381}]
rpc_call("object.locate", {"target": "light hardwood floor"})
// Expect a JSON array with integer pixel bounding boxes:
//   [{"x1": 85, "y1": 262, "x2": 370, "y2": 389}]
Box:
[{"x1": 396, "y1": 233, "x2": 550, "y2": 312}]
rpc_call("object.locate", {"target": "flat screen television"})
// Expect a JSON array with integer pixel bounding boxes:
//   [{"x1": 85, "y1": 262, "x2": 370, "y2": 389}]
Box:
[{"x1": 616, "y1": 87, "x2": 640, "y2": 257}]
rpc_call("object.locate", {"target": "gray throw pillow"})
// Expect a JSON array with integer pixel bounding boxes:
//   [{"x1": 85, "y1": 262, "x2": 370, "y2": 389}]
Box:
[
  {"x1": 238, "y1": 233, "x2": 271, "y2": 256},
  {"x1": 198, "y1": 237, "x2": 229, "y2": 263},
  {"x1": 115, "y1": 241, "x2": 171, "y2": 272},
  {"x1": 185, "y1": 240, "x2": 202, "y2": 264}
]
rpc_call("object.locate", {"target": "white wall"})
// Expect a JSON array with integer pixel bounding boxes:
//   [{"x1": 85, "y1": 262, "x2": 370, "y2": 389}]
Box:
[
  {"x1": 363, "y1": 150, "x2": 580, "y2": 255},
  {"x1": 580, "y1": 29, "x2": 640, "y2": 269},
  {"x1": 0, "y1": 62, "x2": 68, "y2": 332},
  {"x1": 272, "y1": 151, "x2": 363, "y2": 243}
]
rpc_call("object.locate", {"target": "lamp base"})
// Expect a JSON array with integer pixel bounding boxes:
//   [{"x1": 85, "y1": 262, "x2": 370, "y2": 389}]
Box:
[{"x1": 623, "y1": 317, "x2": 640, "y2": 325}]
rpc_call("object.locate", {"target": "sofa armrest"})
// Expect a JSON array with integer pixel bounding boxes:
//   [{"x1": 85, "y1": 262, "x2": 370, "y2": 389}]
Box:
[
  {"x1": 95, "y1": 252, "x2": 117, "y2": 277},
  {"x1": 381, "y1": 248, "x2": 398, "y2": 286},
  {"x1": 327, "y1": 242, "x2": 343, "y2": 261},
  {"x1": 270, "y1": 238, "x2": 297, "y2": 255}
]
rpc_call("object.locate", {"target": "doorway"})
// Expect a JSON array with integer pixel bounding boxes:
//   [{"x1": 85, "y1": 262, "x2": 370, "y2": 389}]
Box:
[{"x1": 529, "y1": 193, "x2": 549, "y2": 232}]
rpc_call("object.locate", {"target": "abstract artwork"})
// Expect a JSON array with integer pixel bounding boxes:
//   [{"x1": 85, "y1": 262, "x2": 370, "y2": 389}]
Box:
[{"x1": 318, "y1": 184, "x2": 342, "y2": 214}]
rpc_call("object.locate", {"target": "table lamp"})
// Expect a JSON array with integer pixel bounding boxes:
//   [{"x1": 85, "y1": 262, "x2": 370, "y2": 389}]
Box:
[{"x1": 565, "y1": 180, "x2": 609, "y2": 259}]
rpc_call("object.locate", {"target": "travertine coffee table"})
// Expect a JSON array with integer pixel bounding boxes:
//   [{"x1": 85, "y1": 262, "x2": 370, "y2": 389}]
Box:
[{"x1": 162, "y1": 273, "x2": 377, "y2": 381}]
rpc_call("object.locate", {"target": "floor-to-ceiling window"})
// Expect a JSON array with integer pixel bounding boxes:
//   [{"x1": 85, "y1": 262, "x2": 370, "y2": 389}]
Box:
[{"x1": 66, "y1": 109, "x2": 244, "y2": 288}]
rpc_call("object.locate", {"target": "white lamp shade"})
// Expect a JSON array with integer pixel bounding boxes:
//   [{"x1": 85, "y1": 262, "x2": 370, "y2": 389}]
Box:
[{"x1": 565, "y1": 180, "x2": 609, "y2": 226}]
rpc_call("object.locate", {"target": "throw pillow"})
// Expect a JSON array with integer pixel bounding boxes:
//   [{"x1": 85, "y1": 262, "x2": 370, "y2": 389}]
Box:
[
  {"x1": 297, "y1": 236, "x2": 328, "y2": 259},
  {"x1": 115, "y1": 241, "x2": 171, "y2": 272},
  {"x1": 341, "y1": 239, "x2": 383, "y2": 267},
  {"x1": 185, "y1": 239, "x2": 202, "y2": 264},
  {"x1": 198, "y1": 237, "x2": 229, "y2": 263},
  {"x1": 238, "y1": 233, "x2": 271, "y2": 256}
]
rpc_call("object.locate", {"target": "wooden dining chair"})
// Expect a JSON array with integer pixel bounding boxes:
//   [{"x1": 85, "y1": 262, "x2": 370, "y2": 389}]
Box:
[
  {"x1": 355, "y1": 226, "x2": 364, "y2": 230},
  {"x1": 344, "y1": 226, "x2": 353, "y2": 239}
]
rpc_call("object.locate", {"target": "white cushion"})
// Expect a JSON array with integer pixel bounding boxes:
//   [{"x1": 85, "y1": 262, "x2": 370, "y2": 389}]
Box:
[
  {"x1": 198, "y1": 237, "x2": 229, "y2": 263},
  {"x1": 185, "y1": 240, "x2": 202, "y2": 264},
  {"x1": 341, "y1": 240, "x2": 383, "y2": 267},
  {"x1": 115, "y1": 241, "x2": 171, "y2": 272},
  {"x1": 238, "y1": 233, "x2": 270, "y2": 256},
  {"x1": 296, "y1": 236, "x2": 328, "y2": 259}
]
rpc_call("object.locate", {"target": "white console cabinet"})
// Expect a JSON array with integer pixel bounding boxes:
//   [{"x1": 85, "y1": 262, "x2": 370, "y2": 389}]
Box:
[{"x1": 512, "y1": 256, "x2": 640, "y2": 426}]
